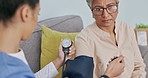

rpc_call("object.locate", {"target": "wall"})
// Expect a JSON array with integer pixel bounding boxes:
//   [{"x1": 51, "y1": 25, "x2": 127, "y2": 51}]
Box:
[
  {"x1": 118, "y1": 0, "x2": 148, "y2": 28},
  {"x1": 38, "y1": 0, "x2": 94, "y2": 28},
  {"x1": 39, "y1": 0, "x2": 148, "y2": 28}
]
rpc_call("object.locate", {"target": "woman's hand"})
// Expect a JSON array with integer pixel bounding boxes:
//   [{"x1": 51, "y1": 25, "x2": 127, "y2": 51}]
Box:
[
  {"x1": 104, "y1": 55, "x2": 125, "y2": 78},
  {"x1": 53, "y1": 42, "x2": 76, "y2": 69}
]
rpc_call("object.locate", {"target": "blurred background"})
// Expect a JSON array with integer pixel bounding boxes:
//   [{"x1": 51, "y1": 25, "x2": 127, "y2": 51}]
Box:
[{"x1": 38, "y1": 0, "x2": 148, "y2": 28}]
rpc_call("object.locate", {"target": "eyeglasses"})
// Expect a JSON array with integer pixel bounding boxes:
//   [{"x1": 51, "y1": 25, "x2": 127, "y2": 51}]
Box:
[{"x1": 92, "y1": 4, "x2": 118, "y2": 16}]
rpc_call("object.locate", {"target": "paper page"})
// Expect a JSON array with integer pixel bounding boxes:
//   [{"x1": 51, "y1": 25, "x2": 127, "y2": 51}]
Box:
[{"x1": 137, "y1": 31, "x2": 147, "y2": 46}]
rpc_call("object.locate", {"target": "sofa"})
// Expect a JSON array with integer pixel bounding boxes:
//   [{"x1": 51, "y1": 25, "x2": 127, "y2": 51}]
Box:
[{"x1": 20, "y1": 15, "x2": 148, "y2": 77}]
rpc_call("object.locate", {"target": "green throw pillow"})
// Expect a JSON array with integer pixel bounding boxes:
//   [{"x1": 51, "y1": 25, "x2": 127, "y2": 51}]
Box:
[{"x1": 40, "y1": 26, "x2": 78, "y2": 78}]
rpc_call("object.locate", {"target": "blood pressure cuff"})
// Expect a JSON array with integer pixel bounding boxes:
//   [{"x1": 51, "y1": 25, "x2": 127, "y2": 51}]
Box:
[{"x1": 63, "y1": 56, "x2": 94, "y2": 78}]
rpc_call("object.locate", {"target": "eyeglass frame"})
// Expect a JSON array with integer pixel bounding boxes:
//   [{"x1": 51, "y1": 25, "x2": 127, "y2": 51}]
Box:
[{"x1": 91, "y1": 3, "x2": 119, "y2": 16}]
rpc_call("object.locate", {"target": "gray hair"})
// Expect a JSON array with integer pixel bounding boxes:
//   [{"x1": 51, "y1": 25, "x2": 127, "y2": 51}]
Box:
[{"x1": 86, "y1": 0, "x2": 119, "y2": 9}]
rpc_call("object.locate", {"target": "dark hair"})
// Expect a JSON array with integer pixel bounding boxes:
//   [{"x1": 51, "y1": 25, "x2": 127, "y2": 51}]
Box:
[{"x1": 0, "y1": 0, "x2": 39, "y2": 22}]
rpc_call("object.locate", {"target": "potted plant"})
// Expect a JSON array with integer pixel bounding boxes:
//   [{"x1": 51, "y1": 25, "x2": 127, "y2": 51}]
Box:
[{"x1": 135, "y1": 24, "x2": 148, "y2": 46}]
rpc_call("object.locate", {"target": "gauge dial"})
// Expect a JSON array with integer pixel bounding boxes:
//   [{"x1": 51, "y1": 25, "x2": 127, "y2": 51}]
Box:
[{"x1": 61, "y1": 38, "x2": 71, "y2": 48}]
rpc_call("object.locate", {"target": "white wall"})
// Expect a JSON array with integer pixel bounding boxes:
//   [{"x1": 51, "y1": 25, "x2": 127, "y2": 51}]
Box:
[
  {"x1": 39, "y1": 0, "x2": 148, "y2": 28},
  {"x1": 118, "y1": 0, "x2": 148, "y2": 27}
]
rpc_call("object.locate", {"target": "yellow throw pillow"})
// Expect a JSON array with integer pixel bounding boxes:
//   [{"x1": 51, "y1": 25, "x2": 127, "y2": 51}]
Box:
[{"x1": 40, "y1": 26, "x2": 78, "y2": 78}]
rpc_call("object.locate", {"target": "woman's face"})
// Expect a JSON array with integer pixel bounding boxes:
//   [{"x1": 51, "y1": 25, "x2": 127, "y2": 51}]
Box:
[{"x1": 92, "y1": 0, "x2": 118, "y2": 27}]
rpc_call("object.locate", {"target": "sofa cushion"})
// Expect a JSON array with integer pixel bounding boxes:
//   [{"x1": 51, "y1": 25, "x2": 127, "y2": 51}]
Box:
[{"x1": 40, "y1": 26, "x2": 78, "y2": 78}]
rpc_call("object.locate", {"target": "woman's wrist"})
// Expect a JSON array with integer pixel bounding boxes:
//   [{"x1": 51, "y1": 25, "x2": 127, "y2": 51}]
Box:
[
  {"x1": 52, "y1": 57, "x2": 63, "y2": 69},
  {"x1": 104, "y1": 72, "x2": 111, "y2": 78},
  {"x1": 100, "y1": 74, "x2": 110, "y2": 78}
]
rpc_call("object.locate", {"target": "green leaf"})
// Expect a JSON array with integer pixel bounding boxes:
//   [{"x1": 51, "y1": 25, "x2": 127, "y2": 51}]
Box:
[{"x1": 136, "y1": 23, "x2": 148, "y2": 28}]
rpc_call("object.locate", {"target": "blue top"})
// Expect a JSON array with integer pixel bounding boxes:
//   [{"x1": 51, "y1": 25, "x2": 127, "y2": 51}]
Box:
[{"x1": 0, "y1": 51, "x2": 35, "y2": 78}]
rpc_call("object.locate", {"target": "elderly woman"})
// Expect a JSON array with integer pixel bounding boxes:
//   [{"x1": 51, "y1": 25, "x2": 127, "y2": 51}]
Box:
[{"x1": 75, "y1": 0, "x2": 146, "y2": 78}]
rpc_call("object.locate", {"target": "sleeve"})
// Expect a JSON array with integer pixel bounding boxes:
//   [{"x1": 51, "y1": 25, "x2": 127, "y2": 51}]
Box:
[
  {"x1": 130, "y1": 27, "x2": 146, "y2": 78},
  {"x1": 0, "y1": 52, "x2": 35, "y2": 78},
  {"x1": 35, "y1": 62, "x2": 58, "y2": 78},
  {"x1": 75, "y1": 31, "x2": 94, "y2": 57}
]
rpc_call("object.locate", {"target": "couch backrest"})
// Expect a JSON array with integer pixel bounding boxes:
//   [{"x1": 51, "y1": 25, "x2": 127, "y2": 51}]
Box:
[
  {"x1": 138, "y1": 45, "x2": 148, "y2": 78},
  {"x1": 20, "y1": 15, "x2": 84, "y2": 72}
]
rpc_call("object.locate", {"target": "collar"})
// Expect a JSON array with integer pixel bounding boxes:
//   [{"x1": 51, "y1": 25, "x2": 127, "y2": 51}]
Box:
[
  {"x1": 7, "y1": 49, "x2": 29, "y2": 65},
  {"x1": 93, "y1": 21, "x2": 119, "y2": 39}
]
